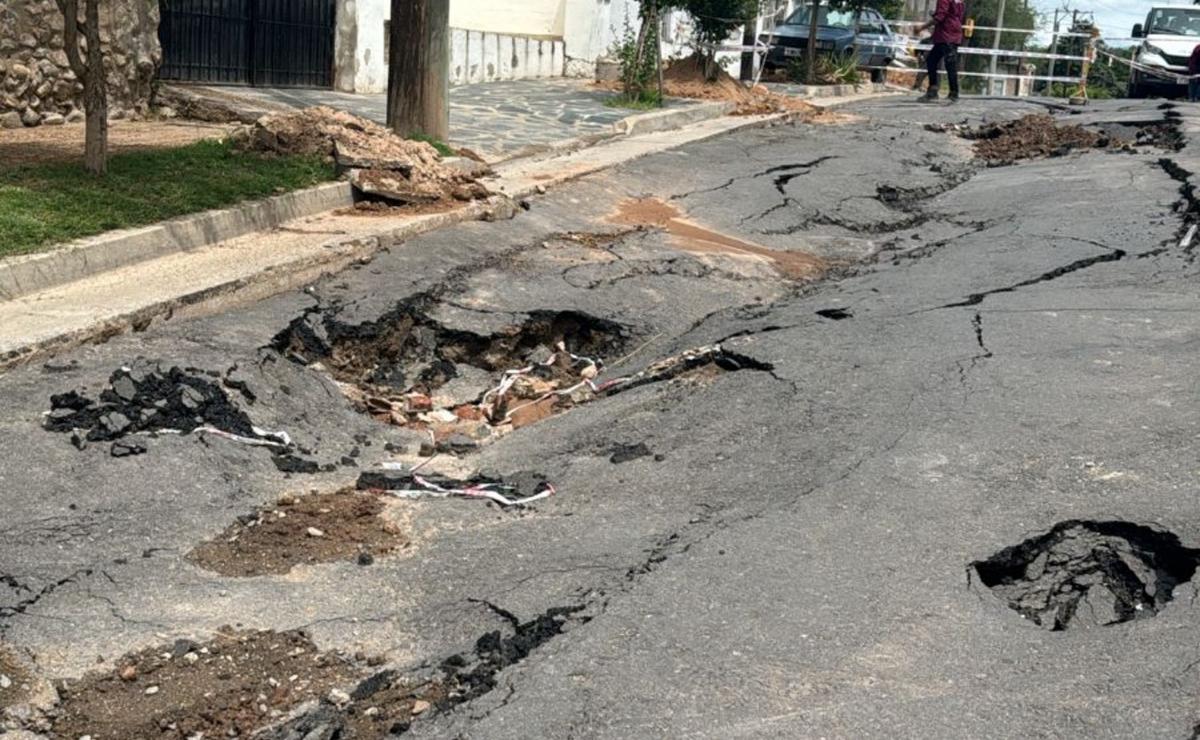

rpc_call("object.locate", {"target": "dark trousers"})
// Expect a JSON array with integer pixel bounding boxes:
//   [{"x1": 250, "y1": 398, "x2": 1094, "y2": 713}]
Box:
[
  {"x1": 1190, "y1": 77, "x2": 1200, "y2": 102},
  {"x1": 926, "y1": 42, "x2": 959, "y2": 97}
]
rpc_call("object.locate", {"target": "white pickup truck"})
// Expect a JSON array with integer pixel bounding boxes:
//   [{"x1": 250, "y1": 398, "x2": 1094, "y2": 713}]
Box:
[{"x1": 1129, "y1": 5, "x2": 1200, "y2": 98}]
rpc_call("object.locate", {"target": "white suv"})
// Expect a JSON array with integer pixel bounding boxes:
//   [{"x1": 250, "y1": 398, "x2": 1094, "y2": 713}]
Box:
[{"x1": 1129, "y1": 5, "x2": 1200, "y2": 97}]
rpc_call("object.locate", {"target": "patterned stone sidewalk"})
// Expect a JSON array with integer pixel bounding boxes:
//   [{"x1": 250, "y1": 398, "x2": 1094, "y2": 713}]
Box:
[{"x1": 205, "y1": 79, "x2": 696, "y2": 160}]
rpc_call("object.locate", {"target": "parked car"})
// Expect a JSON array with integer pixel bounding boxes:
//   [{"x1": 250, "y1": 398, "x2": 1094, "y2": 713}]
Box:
[
  {"x1": 761, "y1": 4, "x2": 905, "y2": 83},
  {"x1": 1128, "y1": 5, "x2": 1200, "y2": 98}
]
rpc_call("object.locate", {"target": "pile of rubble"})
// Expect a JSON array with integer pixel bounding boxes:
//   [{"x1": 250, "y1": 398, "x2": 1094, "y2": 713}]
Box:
[
  {"x1": 232, "y1": 106, "x2": 491, "y2": 205},
  {"x1": 341, "y1": 340, "x2": 766, "y2": 456},
  {"x1": 43, "y1": 362, "x2": 328, "y2": 473},
  {"x1": 963, "y1": 114, "x2": 1127, "y2": 164}
]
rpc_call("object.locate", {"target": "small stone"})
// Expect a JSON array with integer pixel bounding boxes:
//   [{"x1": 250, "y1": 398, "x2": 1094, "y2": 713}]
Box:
[
  {"x1": 535, "y1": 184, "x2": 547, "y2": 194},
  {"x1": 65, "y1": 108, "x2": 84, "y2": 123},
  {"x1": 357, "y1": 551, "x2": 374, "y2": 566},
  {"x1": 40, "y1": 112, "x2": 64, "y2": 126},
  {"x1": 0, "y1": 673, "x2": 11, "y2": 689},
  {"x1": 119, "y1": 665, "x2": 137, "y2": 681},
  {"x1": 328, "y1": 687, "x2": 351, "y2": 706},
  {"x1": 144, "y1": 685, "x2": 160, "y2": 695},
  {"x1": 111, "y1": 374, "x2": 137, "y2": 401},
  {"x1": 0, "y1": 111, "x2": 23, "y2": 128},
  {"x1": 306, "y1": 527, "x2": 324, "y2": 538},
  {"x1": 20, "y1": 108, "x2": 40, "y2": 127},
  {"x1": 411, "y1": 699, "x2": 431, "y2": 715},
  {"x1": 184, "y1": 652, "x2": 199, "y2": 664}
]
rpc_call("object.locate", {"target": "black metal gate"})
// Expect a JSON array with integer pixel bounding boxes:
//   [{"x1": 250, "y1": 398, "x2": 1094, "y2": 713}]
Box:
[{"x1": 158, "y1": 0, "x2": 335, "y2": 88}]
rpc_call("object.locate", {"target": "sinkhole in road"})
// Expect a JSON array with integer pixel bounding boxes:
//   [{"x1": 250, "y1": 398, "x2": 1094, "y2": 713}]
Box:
[
  {"x1": 972, "y1": 520, "x2": 1200, "y2": 631},
  {"x1": 274, "y1": 307, "x2": 630, "y2": 394},
  {"x1": 187, "y1": 489, "x2": 408, "y2": 577},
  {"x1": 276, "y1": 302, "x2": 772, "y2": 451}
]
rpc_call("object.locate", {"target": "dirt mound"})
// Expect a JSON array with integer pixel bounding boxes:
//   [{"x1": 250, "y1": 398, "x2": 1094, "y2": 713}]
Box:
[
  {"x1": 188, "y1": 489, "x2": 407, "y2": 576},
  {"x1": 968, "y1": 114, "x2": 1126, "y2": 164},
  {"x1": 602, "y1": 54, "x2": 831, "y2": 119},
  {"x1": 233, "y1": 106, "x2": 490, "y2": 204},
  {"x1": 51, "y1": 629, "x2": 361, "y2": 740}
]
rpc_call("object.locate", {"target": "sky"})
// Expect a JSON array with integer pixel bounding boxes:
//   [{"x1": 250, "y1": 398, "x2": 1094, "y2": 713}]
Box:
[{"x1": 1027, "y1": 0, "x2": 1152, "y2": 42}]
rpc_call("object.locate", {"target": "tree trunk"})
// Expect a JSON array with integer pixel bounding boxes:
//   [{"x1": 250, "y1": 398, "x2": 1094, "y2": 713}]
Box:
[
  {"x1": 83, "y1": 77, "x2": 107, "y2": 176},
  {"x1": 387, "y1": 0, "x2": 450, "y2": 141},
  {"x1": 739, "y1": 12, "x2": 757, "y2": 81},
  {"x1": 806, "y1": 0, "x2": 821, "y2": 84}
]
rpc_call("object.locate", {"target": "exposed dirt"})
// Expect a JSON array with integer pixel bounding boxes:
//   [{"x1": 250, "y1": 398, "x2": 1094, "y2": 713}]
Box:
[
  {"x1": 967, "y1": 114, "x2": 1127, "y2": 164},
  {"x1": 232, "y1": 106, "x2": 490, "y2": 204},
  {"x1": 188, "y1": 489, "x2": 407, "y2": 576},
  {"x1": 973, "y1": 520, "x2": 1200, "y2": 631},
  {"x1": 597, "y1": 54, "x2": 841, "y2": 120},
  {"x1": 50, "y1": 629, "x2": 361, "y2": 740},
  {"x1": 610, "y1": 197, "x2": 827, "y2": 280},
  {"x1": 0, "y1": 644, "x2": 32, "y2": 709},
  {"x1": 0, "y1": 120, "x2": 232, "y2": 167}
]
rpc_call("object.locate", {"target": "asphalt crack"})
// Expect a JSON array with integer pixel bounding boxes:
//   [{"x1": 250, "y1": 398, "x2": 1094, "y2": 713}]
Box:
[{"x1": 936, "y1": 249, "x2": 1127, "y2": 309}]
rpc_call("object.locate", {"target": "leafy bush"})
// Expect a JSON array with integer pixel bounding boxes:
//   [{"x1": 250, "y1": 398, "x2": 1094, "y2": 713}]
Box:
[{"x1": 787, "y1": 50, "x2": 861, "y2": 85}]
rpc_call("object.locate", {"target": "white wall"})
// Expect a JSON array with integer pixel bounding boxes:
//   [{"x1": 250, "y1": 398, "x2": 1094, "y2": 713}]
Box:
[
  {"x1": 561, "y1": 0, "x2": 640, "y2": 76},
  {"x1": 449, "y1": 29, "x2": 565, "y2": 84},
  {"x1": 450, "y1": 0, "x2": 565, "y2": 37},
  {"x1": 334, "y1": 0, "x2": 388, "y2": 93}
]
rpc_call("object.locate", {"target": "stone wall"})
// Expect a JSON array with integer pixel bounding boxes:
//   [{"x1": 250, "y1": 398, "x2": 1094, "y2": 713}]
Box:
[{"x1": 0, "y1": 0, "x2": 161, "y2": 128}]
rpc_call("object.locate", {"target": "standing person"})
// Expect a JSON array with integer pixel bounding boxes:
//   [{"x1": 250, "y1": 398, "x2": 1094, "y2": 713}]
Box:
[
  {"x1": 917, "y1": 0, "x2": 965, "y2": 103},
  {"x1": 1189, "y1": 43, "x2": 1200, "y2": 102}
]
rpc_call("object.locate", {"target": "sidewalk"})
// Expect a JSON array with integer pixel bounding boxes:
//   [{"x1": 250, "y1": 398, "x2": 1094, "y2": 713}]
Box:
[{"x1": 190, "y1": 79, "x2": 702, "y2": 161}]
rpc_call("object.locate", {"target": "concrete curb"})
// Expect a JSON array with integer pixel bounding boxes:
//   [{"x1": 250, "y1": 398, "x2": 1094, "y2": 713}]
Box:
[
  {"x1": 614, "y1": 101, "x2": 736, "y2": 136},
  {"x1": 0, "y1": 198, "x2": 501, "y2": 371},
  {"x1": 0, "y1": 181, "x2": 353, "y2": 301},
  {"x1": 780, "y1": 82, "x2": 892, "y2": 98}
]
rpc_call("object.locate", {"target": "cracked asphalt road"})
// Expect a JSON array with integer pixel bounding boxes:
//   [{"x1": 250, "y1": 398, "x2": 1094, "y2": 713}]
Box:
[{"x1": 4, "y1": 96, "x2": 1200, "y2": 738}]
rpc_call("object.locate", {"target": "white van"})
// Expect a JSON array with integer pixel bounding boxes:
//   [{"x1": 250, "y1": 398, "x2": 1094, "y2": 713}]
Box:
[{"x1": 1129, "y1": 5, "x2": 1200, "y2": 97}]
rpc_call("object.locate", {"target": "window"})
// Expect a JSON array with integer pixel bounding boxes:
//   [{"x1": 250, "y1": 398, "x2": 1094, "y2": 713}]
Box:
[
  {"x1": 1146, "y1": 9, "x2": 1200, "y2": 37},
  {"x1": 786, "y1": 7, "x2": 857, "y2": 30}
]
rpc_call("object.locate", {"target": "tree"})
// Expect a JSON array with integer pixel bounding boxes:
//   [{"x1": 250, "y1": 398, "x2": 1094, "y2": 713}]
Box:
[
  {"x1": 387, "y1": 0, "x2": 450, "y2": 141},
  {"x1": 679, "y1": 0, "x2": 761, "y2": 79},
  {"x1": 54, "y1": 0, "x2": 107, "y2": 175}
]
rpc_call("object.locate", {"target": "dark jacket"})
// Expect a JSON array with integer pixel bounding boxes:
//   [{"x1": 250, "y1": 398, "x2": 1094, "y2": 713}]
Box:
[
  {"x1": 930, "y1": 0, "x2": 966, "y2": 45},
  {"x1": 1189, "y1": 44, "x2": 1200, "y2": 75}
]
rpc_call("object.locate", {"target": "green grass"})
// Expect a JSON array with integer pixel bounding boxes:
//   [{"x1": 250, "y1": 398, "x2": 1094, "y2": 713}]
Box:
[
  {"x1": 604, "y1": 91, "x2": 664, "y2": 111},
  {"x1": 407, "y1": 132, "x2": 457, "y2": 158},
  {"x1": 0, "y1": 139, "x2": 335, "y2": 258}
]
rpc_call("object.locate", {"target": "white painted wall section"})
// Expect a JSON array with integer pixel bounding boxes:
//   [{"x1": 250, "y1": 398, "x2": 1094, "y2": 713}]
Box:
[{"x1": 450, "y1": 0, "x2": 565, "y2": 37}]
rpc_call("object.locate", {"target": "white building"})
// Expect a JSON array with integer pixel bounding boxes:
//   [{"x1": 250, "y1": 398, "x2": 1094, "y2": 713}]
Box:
[
  {"x1": 156, "y1": 0, "x2": 783, "y2": 94},
  {"x1": 337, "y1": 0, "x2": 648, "y2": 93}
]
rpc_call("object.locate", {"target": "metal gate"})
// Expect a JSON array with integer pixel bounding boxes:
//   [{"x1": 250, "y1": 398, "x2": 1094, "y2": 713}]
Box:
[{"x1": 158, "y1": 0, "x2": 336, "y2": 88}]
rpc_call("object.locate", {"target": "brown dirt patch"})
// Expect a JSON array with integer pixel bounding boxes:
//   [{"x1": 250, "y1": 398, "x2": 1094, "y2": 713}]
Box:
[
  {"x1": 340, "y1": 676, "x2": 450, "y2": 737},
  {"x1": 187, "y1": 489, "x2": 407, "y2": 576},
  {"x1": 0, "y1": 645, "x2": 32, "y2": 709},
  {"x1": 598, "y1": 54, "x2": 840, "y2": 121},
  {"x1": 51, "y1": 629, "x2": 360, "y2": 740},
  {"x1": 968, "y1": 114, "x2": 1126, "y2": 163},
  {"x1": 610, "y1": 197, "x2": 826, "y2": 280},
  {"x1": 232, "y1": 106, "x2": 490, "y2": 205},
  {"x1": 0, "y1": 120, "x2": 232, "y2": 167}
]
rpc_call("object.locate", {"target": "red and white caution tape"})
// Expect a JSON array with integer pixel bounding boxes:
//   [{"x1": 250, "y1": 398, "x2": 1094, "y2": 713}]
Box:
[{"x1": 389, "y1": 474, "x2": 555, "y2": 507}]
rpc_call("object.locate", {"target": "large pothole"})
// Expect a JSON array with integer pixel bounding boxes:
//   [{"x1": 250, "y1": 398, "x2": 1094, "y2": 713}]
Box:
[
  {"x1": 972, "y1": 520, "x2": 1200, "y2": 631},
  {"x1": 277, "y1": 300, "x2": 772, "y2": 452}
]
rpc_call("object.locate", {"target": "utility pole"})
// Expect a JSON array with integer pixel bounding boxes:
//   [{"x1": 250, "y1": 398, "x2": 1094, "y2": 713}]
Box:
[
  {"x1": 387, "y1": 0, "x2": 450, "y2": 141},
  {"x1": 740, "y1": 4, "x2": 759, "y2": 81},
  {"x1": 988, "y1": 0, "x2": 1007, "y2": 96},
  {"x1": 806, "y1": 0, "x2": 820, "y2": 84},
  {"x1": 1047, "y1": 7, "x2": 1062, "y2": 95}
]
